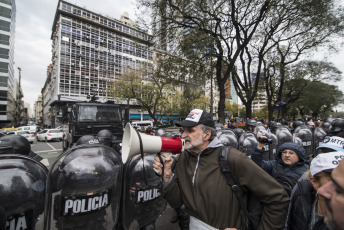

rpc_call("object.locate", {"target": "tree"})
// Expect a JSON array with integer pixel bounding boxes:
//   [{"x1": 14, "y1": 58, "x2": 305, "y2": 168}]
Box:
[
  {"x1": 108, "y1": 59, "x2": 176, "y2": 124},
  {"x1": 137, "y1": 0, "x2": 271, "y2": 123},
  {"x1": 284, "y1": 80, "x2": 343, "y2": 119},
  {"x1": 137, "y1": 0, "x2": 344, "y2": 122}
]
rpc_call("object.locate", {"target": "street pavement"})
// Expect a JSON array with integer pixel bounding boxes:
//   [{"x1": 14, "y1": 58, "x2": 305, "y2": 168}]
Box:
[{"x1": 32, "y1": 140, "x2": 181, "y2": 229}]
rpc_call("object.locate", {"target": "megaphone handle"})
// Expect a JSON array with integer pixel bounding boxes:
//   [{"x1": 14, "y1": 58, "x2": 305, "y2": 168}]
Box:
[{"x1": 157, "y1": 153, "x2": 165, "y2": 179}]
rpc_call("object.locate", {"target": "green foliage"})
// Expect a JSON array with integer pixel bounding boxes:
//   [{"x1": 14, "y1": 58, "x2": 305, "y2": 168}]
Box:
[{"x1": 284, "y1": 81, "x2": 343, "y2": 119}]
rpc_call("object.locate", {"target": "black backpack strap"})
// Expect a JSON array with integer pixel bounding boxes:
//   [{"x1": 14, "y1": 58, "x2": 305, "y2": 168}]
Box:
[{"x1": 219, "y1": 146, "x2": 249, "y2": 228}]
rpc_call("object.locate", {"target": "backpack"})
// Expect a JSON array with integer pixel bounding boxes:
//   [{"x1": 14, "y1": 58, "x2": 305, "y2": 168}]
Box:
[
  {"x1": 218, "y1": 146, "x2": 262, "y2": 230},
  {"x1": 275, "y1": 163, "x2": 298, "y2": 196}
]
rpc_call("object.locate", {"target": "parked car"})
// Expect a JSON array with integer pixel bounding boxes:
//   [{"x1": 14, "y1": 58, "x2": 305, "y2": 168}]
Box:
[
  {"x1": 0, "y1": 128, "x2": 19, "y2": 135},
  {"x1": 17, "y1": 125, "x2": 38, "y2": 134},
  {"x1": 6, "y1": 131, "x2": 36, "y2": 144},
  {"x1": 36, "y1": 129, "x2": 63, "y2": 142}
]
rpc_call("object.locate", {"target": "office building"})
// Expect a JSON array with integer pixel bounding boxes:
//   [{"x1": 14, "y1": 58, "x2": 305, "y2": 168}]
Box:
[
  {"x1": 0, "y1": 0, "x2": 15, "y2": 127},
  {"x1": 43, "y1": 0, "x2": 154, "y2": 127}
]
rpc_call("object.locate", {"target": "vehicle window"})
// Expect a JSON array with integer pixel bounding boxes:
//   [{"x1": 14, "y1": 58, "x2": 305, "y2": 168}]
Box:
[
  {"x1": 24, "y1": 127, "x2": 30, "y2": 130},
  {"x1": 49, "y1": 130, "x2": 63, "y2": 133},
  {"x1": 39, "y1": 130, "x2": 48, "y2": 134},
  {"x1": 78, "y1": 105, "x2": 121, "y2": 122},
  {"x1": 17, "y1": 131, "x2": 28, "y2": 135}
]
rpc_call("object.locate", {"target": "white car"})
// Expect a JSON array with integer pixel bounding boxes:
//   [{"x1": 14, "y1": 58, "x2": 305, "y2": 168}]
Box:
[
  {"x1": 37, "y1": 129, "x2": 63, "y2": 142},
  {"x1": 7, "y1": 131, "x2": 36, "y2": 144}
]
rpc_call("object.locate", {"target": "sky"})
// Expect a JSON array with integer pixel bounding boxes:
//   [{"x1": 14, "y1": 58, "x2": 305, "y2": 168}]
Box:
[{"x1": 14, "y1": 0, "x2": 344, "y2": 113}]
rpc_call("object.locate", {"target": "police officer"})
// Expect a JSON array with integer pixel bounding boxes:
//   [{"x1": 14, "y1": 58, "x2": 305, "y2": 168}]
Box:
[{"x1": 0, "y1": 135, "x2": 48, "y2": 230}]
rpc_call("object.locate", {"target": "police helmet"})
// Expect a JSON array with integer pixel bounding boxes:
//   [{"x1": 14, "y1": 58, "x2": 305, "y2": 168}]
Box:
[
  {"x1": 306, "y1": 121, "x2": 315, "y2": 126},
  {"x1": 246, "y1": 119, "x2": 257, "y2": 127},
  {"x1": 97, "y1": 129, "x2": 113, "y2": 146},
  {"x1": 322, "y1": 122, "x2": 332, "y2": 129},
  {"x1": 328, "y1": 118, "x2": 344, "y2": 138},
  {"x1": 155, "y1": 128, "x2": 167, "y2": 136},
  {"x1": 76, "y1": 135, "x2": 99, "y2": 145},
  {"x1": 292, "y1": 120, "x2": 304, "y2": 130},
  {"x1": 0, "y1": 135, "x2": 31, "y2": 156}
]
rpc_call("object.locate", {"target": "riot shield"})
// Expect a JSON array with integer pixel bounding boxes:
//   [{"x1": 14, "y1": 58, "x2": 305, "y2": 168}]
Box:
[
  {"x1": 232, "y1": 128, "x2": 245, "y2": 142},
  {"x1": 0, "y1": 154, "x2": 48, "y2": 230},
  {"x1": 269, "y1": 133, "x2": 278, "y2": 160},
  {"x1": 121, "y1": 154, "x2": 167, "y2": 230},
  {"x1": 238, "y1": 132, "x2": 257, "y2": 156},
  {"x1": 218, "y1": 130, "x2": 238, "y2": 149},
  {"x1": 44, "y1": 144, "x2": 122, "y2": 230},
  {"x1": 253, "y1": 125, "x2": 270, "y2": 137},
  {"x1": 254, "y1": 128, "x2": 271, "y2": 160},
  {"x1": 314, "y1": 127, "x2": 327, "y2": 149},
  {"x1": 276, "y1": 127, "x2": 293, "y2": 148},
  {"x1": 294, "y1": 127, "x2": 313, "y2": 163}
]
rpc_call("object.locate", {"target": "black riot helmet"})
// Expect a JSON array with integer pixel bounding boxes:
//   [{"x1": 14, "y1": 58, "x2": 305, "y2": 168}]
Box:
[
  {"x1": 97, "y1": 129, "x2": 113, "y2": 146},
  {"x1": 0, "y1": 135, "x2": 31, "y2": 156},
  {"x1": 328, "y1": 118, "x2": 344, "y2": 138},
  {"x1": 292, "y1": 120, "x2": 304, "y2": 130},
  {"x1": 246, "y1": 119, "x2": 257, "y2": 132},
  {"x1": 271, "y1": 122, "x2": 282, "y2": 133},
  {"x1": 76, "y1": 135, "x2": 99, "y2": 145},
  {"x1": 322, "y1": 122, "x2": 331, "y2": 129}
]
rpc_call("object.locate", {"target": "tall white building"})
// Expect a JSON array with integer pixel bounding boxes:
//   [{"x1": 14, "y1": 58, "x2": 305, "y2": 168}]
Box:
[
  {"x1": 0, "y1": 0, "x2": 15, "y2": 127},
  {"x1": 43, "y1": 0, "x2": 154, "y2": 127}
]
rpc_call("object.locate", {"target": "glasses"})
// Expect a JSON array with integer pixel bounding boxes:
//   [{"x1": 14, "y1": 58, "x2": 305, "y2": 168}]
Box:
[{"x1": 282, "y1": 150, "x2": 296, "y2": 155}]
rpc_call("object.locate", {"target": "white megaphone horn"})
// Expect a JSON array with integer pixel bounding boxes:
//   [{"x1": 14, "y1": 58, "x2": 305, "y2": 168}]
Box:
[{"x1": 121, "y1": 123, "x2": 185, "y2": 163}]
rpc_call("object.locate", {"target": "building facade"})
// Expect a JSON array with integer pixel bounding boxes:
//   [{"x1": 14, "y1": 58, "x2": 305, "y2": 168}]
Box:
[
  {"x1": 43, "y1": 0, "x2": 154, "y2": 127},
  {"x1": 0, "y1": 0, "x2": 15, "y2": 127}
]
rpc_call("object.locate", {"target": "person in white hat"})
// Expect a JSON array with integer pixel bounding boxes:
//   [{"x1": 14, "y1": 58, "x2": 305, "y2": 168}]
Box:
[
  {"x1": 153, "y1": 109, "x2": 289, "y2": 230},
  {"x1": 285, "y1": 152, "x2": 344, "y2": 230}
]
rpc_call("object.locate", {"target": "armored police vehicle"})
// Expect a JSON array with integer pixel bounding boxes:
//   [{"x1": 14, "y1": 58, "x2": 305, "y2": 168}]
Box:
[{"x1": 62, "y1": 101, "x2": 127, "y2": 151}]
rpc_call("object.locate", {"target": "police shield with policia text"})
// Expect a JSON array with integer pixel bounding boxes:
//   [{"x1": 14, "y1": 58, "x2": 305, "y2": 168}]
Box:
[
  {"x1": 0, "y1": 135, "x2": 48, "y2": 230},
  {"x1": 44, "y1": 140, "x2": 123, "y2": 230}
]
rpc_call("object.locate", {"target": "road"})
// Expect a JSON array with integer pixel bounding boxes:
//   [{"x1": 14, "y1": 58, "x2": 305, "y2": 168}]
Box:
[{"x1": 31, "y1": 140, "x2": 180, "y2": 229}]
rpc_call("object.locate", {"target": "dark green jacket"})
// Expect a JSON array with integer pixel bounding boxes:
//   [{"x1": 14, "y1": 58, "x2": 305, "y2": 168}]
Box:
[{"x1": 163, "y1": 144, "x2": 290, "y2": 230}]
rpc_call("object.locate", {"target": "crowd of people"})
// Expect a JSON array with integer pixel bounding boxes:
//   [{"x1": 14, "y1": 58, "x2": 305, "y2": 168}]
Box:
[{"x1": 153, "y1": 109, "x2": 344, "y2": 230}]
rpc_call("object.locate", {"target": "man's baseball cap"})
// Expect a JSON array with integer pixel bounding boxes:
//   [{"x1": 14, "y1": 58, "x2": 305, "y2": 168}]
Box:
[
  {"x1": 316, "y1": 136, "x2": 344, "y2": 152},
  {"x1": 176, "y1": 109, "x2": 214, "y2": 128},
  {"x1": 310, "y1": 152, "x2": 344, "y2": 176}
]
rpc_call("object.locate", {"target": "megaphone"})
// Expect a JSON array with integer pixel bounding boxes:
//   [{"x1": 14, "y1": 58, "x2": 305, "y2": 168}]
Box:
[{"x1": 122, "y1": 123, "x2": 185, "y2": 163}]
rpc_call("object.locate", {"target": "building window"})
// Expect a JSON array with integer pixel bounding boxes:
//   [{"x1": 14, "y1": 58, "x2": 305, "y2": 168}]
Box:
[
  {"x1": 0, "y1": 34, "x2": 9, "y2": 45},
  {"x1": 0, "y1": 47, "x2": 8, "y2": 59},
  {"x1": 0, "y1": 6, "x2": 11, "y2": 18},
  {"x1": 0, "y1": 19, "x2": 10, "y2": 32},
  {"x1": 0, "y1": 0, "x2": 11, "y2": 5},
  {"x1": 0, "y1": 62, "x2": 8, "y2": 73}
]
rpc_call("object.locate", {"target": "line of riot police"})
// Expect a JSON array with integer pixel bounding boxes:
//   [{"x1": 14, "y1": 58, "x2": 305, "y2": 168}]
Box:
[
  {"x1": 216, "y1": 117, "x2": 344, "y2": 163},
  {"x1": 2, "y1": 117, "x2": 343, "y2": 230},
  {"x1": 0, "y1": 128, "x2": 170, "y2": 230}
]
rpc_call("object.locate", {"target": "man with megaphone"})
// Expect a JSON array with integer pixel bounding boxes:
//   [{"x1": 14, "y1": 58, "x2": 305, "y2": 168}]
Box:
[{"x1": 153, "y1": 109, "x2": 290, "y2": 230}]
